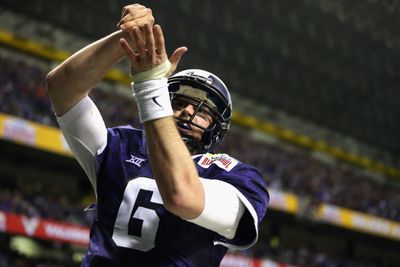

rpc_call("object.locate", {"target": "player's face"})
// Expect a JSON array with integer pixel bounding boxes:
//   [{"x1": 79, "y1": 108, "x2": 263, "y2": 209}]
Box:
[{"x1": 172, "y1": 97, "x2": 213, "y2": 141}]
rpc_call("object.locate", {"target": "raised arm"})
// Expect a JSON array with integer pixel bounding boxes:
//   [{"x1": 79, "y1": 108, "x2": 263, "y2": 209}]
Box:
[
  {"x1": 46, "y1": 4, "x2": 154, "y2": 116},
  {"x1": 122, "y1": 23, "x2": 249, "y2": 241},
  {"x1": 120, "y1": 24, "x2": 202, "y2": 219}
]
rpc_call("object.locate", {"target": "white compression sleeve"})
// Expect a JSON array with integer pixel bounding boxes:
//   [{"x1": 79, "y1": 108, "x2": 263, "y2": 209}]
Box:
[
  {"x1": 187, "y1": 178, "x2": 245, "y2": 239},
  {"x1": 56, "y1": 96, "x2": 107, "y2": 193}
]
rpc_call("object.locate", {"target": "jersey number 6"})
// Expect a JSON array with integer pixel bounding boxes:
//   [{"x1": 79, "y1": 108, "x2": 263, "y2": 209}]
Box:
[{"x1": 112, "y1": 177, "x2": 163, "y2": 252}]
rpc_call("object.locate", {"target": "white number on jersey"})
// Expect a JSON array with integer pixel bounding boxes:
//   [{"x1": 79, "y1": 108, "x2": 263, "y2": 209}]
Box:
[{"x1": 112, "y1": 177, "x2": 163, "y2": 252}]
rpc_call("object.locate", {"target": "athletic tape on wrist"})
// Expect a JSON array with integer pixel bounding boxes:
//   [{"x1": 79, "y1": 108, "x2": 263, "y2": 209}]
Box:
[
  {"x1": 132, "y1": 78, "x2": 173, "y2": 123},
  {"x1": 131, "y1": 60, "x2": 172, "y2": 84}
]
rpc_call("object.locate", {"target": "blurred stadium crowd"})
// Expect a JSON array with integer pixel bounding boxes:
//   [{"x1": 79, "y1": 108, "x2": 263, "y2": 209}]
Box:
[
  {"x1": 0, "y1": 54, "x2": 398, "y2": 267},
  {"x1": 0, "y1": 250, "x2": 73, "y2": 267},
  {"x1": 1, "y1": 54, "x2": 399, "y2": 221},
  {"x1": 0, "y1": 241, "x2": 378, "y2": 267}
]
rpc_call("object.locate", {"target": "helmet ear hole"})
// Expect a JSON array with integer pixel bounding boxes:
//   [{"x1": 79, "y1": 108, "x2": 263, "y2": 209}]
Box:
[{"x1": 168, "y1": 69, "x2": 232, "y2": 153}]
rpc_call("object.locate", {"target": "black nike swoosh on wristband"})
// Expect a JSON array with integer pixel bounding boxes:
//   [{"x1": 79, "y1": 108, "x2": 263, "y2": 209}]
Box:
[{"x1": 152, "y1": 96, "x2": 163, "y2": 108}]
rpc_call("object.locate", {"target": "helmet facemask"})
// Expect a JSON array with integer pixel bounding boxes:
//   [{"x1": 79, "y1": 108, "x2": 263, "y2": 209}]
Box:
[
  {"x1": 171, "y1": 94, "x2": 223, "y2": 154},
  {"x1": 168, "y1": 69, "x2": 232, "y2": 154}
]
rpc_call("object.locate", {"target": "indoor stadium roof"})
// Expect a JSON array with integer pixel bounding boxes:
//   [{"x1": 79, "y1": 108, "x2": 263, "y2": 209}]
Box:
[{"x1": 2, "y1": 0, "x2": 399, "y2": 159}]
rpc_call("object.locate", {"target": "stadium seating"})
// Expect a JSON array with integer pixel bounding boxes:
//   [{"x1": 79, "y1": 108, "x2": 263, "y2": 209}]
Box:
[{"x1": 1, "y1": 54, "x2": 400, "y2": 266}]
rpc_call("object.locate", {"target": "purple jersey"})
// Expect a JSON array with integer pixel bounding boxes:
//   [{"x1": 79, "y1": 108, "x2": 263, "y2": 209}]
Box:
[{"x1": 82, "y1": 126, "x2": 269, "y2": 267}]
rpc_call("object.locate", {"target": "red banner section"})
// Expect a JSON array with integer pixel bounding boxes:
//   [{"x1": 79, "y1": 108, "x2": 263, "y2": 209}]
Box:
[
  {"x1": 0, "y1": 211, "x2": 297, "y2": 266},
  {"x1": 221, "y1": 254, "x2": 298, "y2": 267},
  {"x1": 0, "y1": 211, "x2": 89, "y2": 246}
]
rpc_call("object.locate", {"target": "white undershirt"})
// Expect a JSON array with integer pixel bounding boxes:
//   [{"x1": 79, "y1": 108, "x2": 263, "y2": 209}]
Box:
[{"x1": 56, "y1": 96, "x2": 245, "y2": 239}]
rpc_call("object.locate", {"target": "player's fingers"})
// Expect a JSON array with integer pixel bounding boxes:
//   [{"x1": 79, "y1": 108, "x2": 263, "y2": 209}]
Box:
[
  {"x1": 119, "y1": 15, "x2": 155, "y2": 31},
  {"x1": 168, "y1": 47, "x2": 188, "y2": 76},
  {"x1": 118, "y1": 8, "x2": 147, "y2": 27},
  {"x1": 120, "y1": 4, "x2": 146, "y2": 20},
  {"x1": 118, "y1": 5, "x2": 146, "y2": 28},
  {"x1": 119, "y1": 38, "x2": 138, "y2": 61},
  {"x1": 144, "y1": 23, "x2": 156, "y2": 57},
  {"x1": 132, "y1": 26, "x2": 147, "y2": 59},
  {"x1": 128, "y1": 36, "x2": 139, "y2": 54},
  {"x1": 124, "y1": 26, "x2": 139, "y2": 53},
  {"x1": 118, "y1": 8, "x2": 154, "y2": 29},
  {"x1": 153, "y1": 24, "x2": 166, "y2": 56},
  {"x1": 169, "y1": 47, "x2": 188, "y2": 66}
]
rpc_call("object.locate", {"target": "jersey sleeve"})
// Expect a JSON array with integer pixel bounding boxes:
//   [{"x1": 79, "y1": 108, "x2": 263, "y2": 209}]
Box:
[
  {"x1": 196, "y1": 155, "x2": 269, "y2": 250},
  {"x1": 95, "y1": 125, "x2": 147, "y2": 177},
  {"x1": 186, "y1": 178, "x2": 245, "y2": 239}
]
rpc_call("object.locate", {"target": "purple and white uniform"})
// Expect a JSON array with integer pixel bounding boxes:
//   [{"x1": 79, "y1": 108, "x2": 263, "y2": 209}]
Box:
[{"x1": 58, "y1": 97, "x2": 269, "y2": 267}]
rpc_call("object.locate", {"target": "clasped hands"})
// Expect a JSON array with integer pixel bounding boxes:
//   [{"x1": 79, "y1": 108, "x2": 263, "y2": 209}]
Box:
[{"x1": 117, "y1": 4, "x2": 187, "y2": 80}]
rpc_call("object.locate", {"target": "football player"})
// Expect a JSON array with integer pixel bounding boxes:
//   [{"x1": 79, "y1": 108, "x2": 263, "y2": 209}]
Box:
[{"x1": 46, "y1": 4, "x2": 269, "y2": 267}]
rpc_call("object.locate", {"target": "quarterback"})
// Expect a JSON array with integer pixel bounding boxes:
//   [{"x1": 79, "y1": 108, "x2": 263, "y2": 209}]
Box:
[{"x1": 46, "y1": 4, "x2": 269, "y2": 266}]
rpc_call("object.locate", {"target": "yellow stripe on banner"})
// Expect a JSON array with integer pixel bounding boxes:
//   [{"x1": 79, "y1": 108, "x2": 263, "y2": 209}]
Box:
[
  {"x1": 0, "y1": 114, "x2": 4, "y2": 136},
  {"x1": 232, "y1": 112, "x2": 400, "y2": 179},
  {"x1": 0, "y1": 29, "x2": 131, "y2": 85},
  {"x1": 35, "y1": 122, "x2": 72, "y2": 156},
  {"x1": 316, "y1": 203, "x2": 400, "y2": 241},
  {"x1": 339, "y1": 208, "x2": 355, "y2": 229},
  {"x1": 0, "y1": 113, "x2": 72, "y2": 157},
  {"x1": 268, "y1": 189, "x2": 299, "y2": 214},
  {"x1": 285, "y1": 194, "x2": 298, "y2": 214},
  {"x1": 104, "y1": 68, "x2": 131, "y2": 85},
  {"x1": 0, "y1": 29, "x2": 69, "y2": 61},
  {"x1": 1, "y1": 28, "x2": 399, "y2": 179}
]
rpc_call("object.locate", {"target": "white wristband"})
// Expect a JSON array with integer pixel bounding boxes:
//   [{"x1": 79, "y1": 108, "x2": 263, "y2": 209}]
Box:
[{"x1": 132, "y1": 78, "x2": 173, "y2": 123}]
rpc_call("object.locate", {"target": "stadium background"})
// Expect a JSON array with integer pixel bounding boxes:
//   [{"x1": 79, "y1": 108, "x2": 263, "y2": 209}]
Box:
[{"x1": 0, "y1": 0, "x2": 399, "y2": 266}]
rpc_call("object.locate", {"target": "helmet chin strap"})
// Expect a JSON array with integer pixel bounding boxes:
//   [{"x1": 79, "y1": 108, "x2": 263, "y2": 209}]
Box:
[
  {"x1": 177, "y1": 120, "x2": 215, "y2": 154},
  {"x1": 181, "y1": 134, "x2": 203, "y2": 154}
]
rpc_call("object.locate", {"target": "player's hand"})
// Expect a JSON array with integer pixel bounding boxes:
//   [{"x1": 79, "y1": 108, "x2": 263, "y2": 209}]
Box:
[
  {"x1": 167, "y1": 46, "x2": 188, "y2": 77},
  {"x1": 117, "y1": 4, "x2": 154, "y2": 30},
  {"x1": 120, "y1": 23, "x2": 187, "y2": 77}
]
